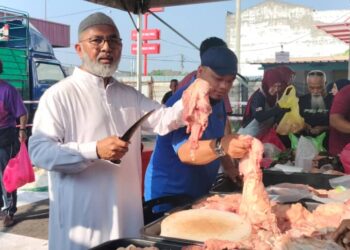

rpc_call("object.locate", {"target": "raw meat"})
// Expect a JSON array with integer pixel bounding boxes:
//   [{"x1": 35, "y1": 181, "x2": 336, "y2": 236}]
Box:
[
  {"x1": 182, "y1": 78, "x2": 212, "y2": 158},
  {"x1": 238, "y1": 138, "x2": 280, "y2": 234},
  {"x1": 192, "y1": 194, "x2": 242, "y2": 213},
  {"x1": 187, "y1": 137, "x2": 347, "y2": 249}
]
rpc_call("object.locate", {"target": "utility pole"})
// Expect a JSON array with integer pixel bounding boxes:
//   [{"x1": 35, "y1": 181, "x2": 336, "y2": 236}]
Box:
[
  {"x1": 44, "y1": 0, "x2": 47, "y2": 20},
  {"x1": 235, "y1": 0, "x2": 241, "y2": 73},
  {"x1": 235, "y1": 0, "x2": 242, "y2": 112}
]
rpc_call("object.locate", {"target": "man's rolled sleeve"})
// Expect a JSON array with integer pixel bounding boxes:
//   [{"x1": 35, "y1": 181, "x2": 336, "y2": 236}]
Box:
[{"x1": 79, "y1": 141, "x2": 98, "y2": 159}]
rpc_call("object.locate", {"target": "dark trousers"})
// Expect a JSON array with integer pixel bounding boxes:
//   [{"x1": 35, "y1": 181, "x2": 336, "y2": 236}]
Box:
[{"x1": 0, "y1": 127, "x2": 20, "y2": 216}]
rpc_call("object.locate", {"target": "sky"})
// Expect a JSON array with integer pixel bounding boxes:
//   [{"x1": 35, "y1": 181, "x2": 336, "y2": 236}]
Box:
[{"x1": 2, "y1": 0, "x2": 350, "y2": 74}]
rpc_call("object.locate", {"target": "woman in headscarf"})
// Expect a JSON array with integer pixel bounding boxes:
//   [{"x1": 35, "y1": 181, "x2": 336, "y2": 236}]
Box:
[
  {"x1": 239, "y1": 66, "x2": 294, "y2": 137},
  {"x1": 326, "y1": 79, "x2": 350, "y2": 103}
]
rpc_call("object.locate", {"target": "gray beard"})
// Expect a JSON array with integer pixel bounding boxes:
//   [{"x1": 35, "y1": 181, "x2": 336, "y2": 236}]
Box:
[
  {"x1": 311, "y1": 95, "x2": 325, "y2": 110},
  {"x1": 81, "y1": 52, "x2": 119, "y2": 78}
]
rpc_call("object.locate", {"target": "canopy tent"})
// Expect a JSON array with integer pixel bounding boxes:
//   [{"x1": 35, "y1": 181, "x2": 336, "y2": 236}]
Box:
[
  {"x1": 86, "y1": 0, "x2": 228, "y2": 14},
  {"x1": 86, "y1": 0, "x2": 229, "y2": 90},
  {"x1": 316, "y1": 22, "x2": 350, "y2": 78}
]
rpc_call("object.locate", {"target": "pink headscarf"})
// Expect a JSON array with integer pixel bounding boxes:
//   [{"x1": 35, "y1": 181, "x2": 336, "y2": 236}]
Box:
[
  {"x1": 243, "y1": 66, "x2": 293, "y2": 122},
  {"x1": 275, "y1": 66, "x2": 295, "y2": 85},
  {"x1": 261, "y1": 67, "x2": 288, "y2": 107}
]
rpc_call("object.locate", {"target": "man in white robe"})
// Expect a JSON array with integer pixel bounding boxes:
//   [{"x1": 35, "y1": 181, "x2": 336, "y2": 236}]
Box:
[{"x1": 28, "y1": 12, "x2": 184, "y2": 250}]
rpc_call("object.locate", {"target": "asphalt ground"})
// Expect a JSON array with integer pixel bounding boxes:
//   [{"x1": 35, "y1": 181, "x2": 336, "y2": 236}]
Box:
[{"x1": 0, "y1": 199, "x2": 49, "y2": 240}]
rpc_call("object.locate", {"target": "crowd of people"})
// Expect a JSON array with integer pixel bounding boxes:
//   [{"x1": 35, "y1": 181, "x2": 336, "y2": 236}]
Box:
[
  {"x1": 1, "y1": 11, "x2": 350, "y2": 250},
  {"x1": 239, "y1": 67, "x2": 350, "y2": 157}
]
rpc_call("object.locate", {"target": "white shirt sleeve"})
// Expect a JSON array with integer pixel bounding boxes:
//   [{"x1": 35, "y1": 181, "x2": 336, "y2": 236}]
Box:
[
  {"x1": 28, "y1": 89, "x2": 97, "y2": 174},
  {"x1": 142, "y1": 98, "x2": 185, "y2": 135}
]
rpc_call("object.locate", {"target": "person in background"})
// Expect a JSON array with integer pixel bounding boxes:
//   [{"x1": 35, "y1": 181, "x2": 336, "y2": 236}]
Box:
[
  {"x1": 161, "y1": 78, "x2": 178, "y2": 104},
  {"x1": 326, "y1": 78, "x2": 350, "y2": 103},
  {"x1": 239, "y1": 66, "x2": 293, "y2": 138},
  {"x1": 329, "y1": 84, "x2": 350, "y2": 156},
  {"x1": 0, "y1": 59, "x2": 28, "y2": 227},
  {"x1": 298, "y1": 70, "x2": 332, "y2": 149},
  {"x1": 299, "y1": 70, "x2": 332, "y2": 135},
  {"x1": 276, "y1": 65, "x2": 296, "y2": 85},
  {"x1": 144, "y1": 46, "x2": 252, "y2": 206},
  {"x1": 28, "y1": 12, "x2": 188, "y2": 250}
]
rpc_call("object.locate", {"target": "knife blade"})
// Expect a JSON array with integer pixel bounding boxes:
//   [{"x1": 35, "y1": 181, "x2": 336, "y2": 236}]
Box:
[
  {"x1": 120, "y1": 109, "x2": 155, "y2": 141},
  {"x1": 111, "y1": 109, "x2": 155, "y2": 164}
]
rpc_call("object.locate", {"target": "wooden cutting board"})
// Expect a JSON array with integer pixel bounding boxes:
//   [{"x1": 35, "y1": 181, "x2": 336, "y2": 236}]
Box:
[{"x1": 160, "y1": 209, "x2": 251, "y2": 242}]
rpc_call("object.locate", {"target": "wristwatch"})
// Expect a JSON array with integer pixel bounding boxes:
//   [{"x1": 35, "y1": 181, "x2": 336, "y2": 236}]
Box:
[{"x1": 214, "y1": 137, "x2": 226, "y2": 157}]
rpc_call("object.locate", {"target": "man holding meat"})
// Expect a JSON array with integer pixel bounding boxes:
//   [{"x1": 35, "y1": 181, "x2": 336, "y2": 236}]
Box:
[
  {"x1": 144, "y1": 47, "x2": 252, "y2": 206},
  {"x1": 28, "y1": 12, "x2": 194, "y2": 250}
]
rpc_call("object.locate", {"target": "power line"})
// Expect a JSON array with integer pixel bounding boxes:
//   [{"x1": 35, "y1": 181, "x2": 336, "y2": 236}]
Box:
[
  {"x1": 48, "y1": 7, "x2": 108, "y2": 19},
  {"x1": 160, "y1": 38, "x2": 196, "y2": 50}
]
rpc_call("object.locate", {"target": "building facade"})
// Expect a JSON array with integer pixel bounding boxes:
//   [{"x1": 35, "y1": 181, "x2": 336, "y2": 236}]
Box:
[{"x1": 226, "y1": 0, "x2": 349, "y2": 76}]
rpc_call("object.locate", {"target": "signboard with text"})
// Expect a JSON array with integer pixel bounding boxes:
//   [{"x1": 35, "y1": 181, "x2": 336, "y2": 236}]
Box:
[
  {"x1": 131, "y1": 43, "x2": 160, "y2": 55},
  {"x1": 131, "y1": 29, "x2": 160, "y2": 41},
  {"x1": 275, "y1": 51, "x2": 290, "y2": 63}
]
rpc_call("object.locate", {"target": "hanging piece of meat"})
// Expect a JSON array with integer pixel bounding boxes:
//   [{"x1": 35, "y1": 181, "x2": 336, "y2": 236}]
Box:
[
  {"x1": 238, "y1": 138, "x2": 280, "y2": 234},
  {"x1": 182, "y1": 78, "x2": 212, "y2": 159}
]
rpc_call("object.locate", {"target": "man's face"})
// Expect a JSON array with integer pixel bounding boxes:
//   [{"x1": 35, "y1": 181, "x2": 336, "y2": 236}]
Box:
[
  {"x1": 197, "y1": 66, "x2": 235, "y2": 100},
  {"x1": 170, "y1": 81, "x2": 177, "y2": 92},
  {"x1": 307, "y1": 76, "x2": 325, "y2": 97},
  {"x1": 75, "y1": 24, "x2": 122, "y2": 77}
]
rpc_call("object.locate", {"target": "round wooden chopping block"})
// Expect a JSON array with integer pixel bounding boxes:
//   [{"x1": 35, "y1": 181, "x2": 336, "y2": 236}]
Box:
[{"x1": 160, "y1": 209, "x2": 251, "y2": 242}]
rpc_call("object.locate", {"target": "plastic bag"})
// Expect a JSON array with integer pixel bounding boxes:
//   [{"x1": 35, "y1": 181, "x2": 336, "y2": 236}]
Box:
[
  {"x1": 3, "y1": 142, "x2": 35, "y2": 193},
  {"x1": 340, "y1": 143, "x2": 350, "y2": 174},
  {"x1": 289, "y1": 132, "x2": 326, "y2": 153},
  {"x1": 294, "y1": 136, "x2": 318, "y2": 172},
  {"x1": 266, "y1": 183, "x2": 313, "y2": 203},
  {"x1": 276, "y1": 86, "x2": 305, "y2": 135},
  {"x1": 258, "y1": 128, "x2": 286, "y2": 151},
  {"x1": 237, "y1": 118, "x2": 272, "y2": 137}
]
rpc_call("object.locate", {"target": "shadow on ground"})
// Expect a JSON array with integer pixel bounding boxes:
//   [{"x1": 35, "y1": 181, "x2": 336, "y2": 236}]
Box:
[{"x1": 0, "y1": 199, "x2": 49, "y2": 240}]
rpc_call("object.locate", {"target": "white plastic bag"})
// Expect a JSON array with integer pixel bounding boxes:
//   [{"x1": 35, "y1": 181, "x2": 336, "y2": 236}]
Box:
[
  {"x1": 238, "y1": 118, "x2": 272, "y2": 137},
  {"x1": 329, "y1": 175, "x2": 350, "y2": 189},
  {"x1": 263, "y1": 143, "x2": 281, "y2": 159},
  {"x1": 294, "y1": 136, "x2": 317, "y2": 172},
  {"x1": 266, "y1": 183, "x2": 313, "y2": 203}
]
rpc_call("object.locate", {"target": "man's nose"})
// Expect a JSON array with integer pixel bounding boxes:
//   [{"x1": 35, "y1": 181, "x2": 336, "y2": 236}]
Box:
[{"x1": 101, "y1": 40, "x2": 112, "y2": 51}]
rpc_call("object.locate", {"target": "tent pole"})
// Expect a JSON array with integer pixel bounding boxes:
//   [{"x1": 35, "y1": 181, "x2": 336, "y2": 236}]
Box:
[{"x1": 137, "y1": 11, "x2": 143, "y2": 92}]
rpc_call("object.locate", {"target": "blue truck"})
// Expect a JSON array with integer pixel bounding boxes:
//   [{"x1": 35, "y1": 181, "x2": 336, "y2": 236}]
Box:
[{"x1": 0, "y1": 7, "x2": 66, "y2": 123}]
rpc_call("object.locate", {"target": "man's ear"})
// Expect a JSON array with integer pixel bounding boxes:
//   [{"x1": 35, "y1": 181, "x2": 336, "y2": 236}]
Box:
[
  {"x1": 197, "y1": 66, "x2": 204, "y2": 78},
  {"x1": 75, "y1": 43, "x2": 83, "y2": 59}
]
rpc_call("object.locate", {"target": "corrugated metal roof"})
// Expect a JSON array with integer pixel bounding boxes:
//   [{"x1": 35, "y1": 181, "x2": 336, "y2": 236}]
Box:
[
  {"x1": 29, "y1": 18, "x2": 70, "y2": 48},
  {"x1": 316, "y1": 22, "x2": 350, "y2": 44}
]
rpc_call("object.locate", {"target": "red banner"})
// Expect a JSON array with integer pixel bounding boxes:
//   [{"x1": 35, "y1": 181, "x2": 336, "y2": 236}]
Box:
[
  {"x1": 131, "y1": 29, "x2": 160, "y2": 41},
  {"x1": 131, "y1": 43, "x2": 160, "y2": 55}
]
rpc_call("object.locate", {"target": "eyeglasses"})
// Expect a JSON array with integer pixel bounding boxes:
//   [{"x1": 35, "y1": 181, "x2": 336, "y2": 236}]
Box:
[
  {"x1": 307, "y1": 70, "x2": 325, "y2": 77},
  {"x1": 80, "y1": 36, "x2": 122, "y2": 49}
]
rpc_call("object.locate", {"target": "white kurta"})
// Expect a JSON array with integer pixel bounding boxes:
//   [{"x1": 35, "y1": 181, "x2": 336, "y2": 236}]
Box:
[{"x1": 28, "y1": 67, "x2": 184, "y2": 250}]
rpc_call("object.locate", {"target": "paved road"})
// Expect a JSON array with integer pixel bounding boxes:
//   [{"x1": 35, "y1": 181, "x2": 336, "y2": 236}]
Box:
[{"x1": 0, "y1": 189, "x2": 49, "y2": 249}]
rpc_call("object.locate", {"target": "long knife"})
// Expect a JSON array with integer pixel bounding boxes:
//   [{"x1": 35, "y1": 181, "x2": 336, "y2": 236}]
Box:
[{"x1": 111, "y1": 109, "x2": 155, "y2": 164}]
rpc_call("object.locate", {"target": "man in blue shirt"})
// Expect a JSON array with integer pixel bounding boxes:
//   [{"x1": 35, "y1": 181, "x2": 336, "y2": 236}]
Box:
[{"x1": 144, "y1": 47, "x2": 252, "y2": 203}]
